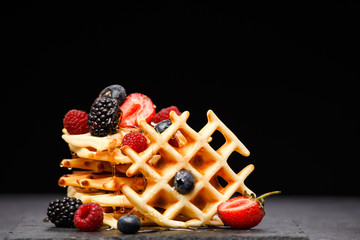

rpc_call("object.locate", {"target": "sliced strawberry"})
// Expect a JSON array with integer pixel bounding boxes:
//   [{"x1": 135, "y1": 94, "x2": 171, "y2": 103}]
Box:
[{"x1": 120, "y1": 93, "x2": 156, "y2": 127}]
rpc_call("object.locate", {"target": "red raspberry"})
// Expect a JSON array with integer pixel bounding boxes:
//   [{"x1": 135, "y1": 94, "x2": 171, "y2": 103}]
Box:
[
  {"x1": 74, "y1": 202, "x2": 103, "y2": 231},
  {"x1": 63, "y1": 110, "x2": 89, "y2": 135},
  {"x1": 151, "y1": 106, "x2": 181, "y2": 124},
  {"x1": 120, "y1": 132, "x2": 148, "y2": 153}
]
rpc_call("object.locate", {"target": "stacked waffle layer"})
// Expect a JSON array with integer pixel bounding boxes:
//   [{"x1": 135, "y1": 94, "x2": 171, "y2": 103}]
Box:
[
  {"x1": 59, "y1": 110, "x2": 255, "y2": 229},
  {"x1": 59, "y1": 128, "x2": 154, "y2": 228}
]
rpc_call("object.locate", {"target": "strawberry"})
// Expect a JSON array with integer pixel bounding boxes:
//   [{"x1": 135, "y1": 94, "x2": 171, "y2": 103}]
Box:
[
  {"x1": 151, "y1": 106, "x2": 181, "y2": 124},
  {"x1": 217, "y1": 191, "x2": 280, "y2": 229},
  {"x1": 119, "y1": 93, "x2": 156, "y2": 127}
]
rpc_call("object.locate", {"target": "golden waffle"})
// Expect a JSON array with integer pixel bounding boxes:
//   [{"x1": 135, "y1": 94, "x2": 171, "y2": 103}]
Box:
[
  {"x1": 59, "y1": 171, "x2": 145, "y2": 192},
  {"x1": 67, "y1": 186, "x2": 154, "y2": 228},
  {"x1": 67, "y1": 145, "x2": 132, "y2": 164},
  {"x1": 60, "y1": 158, "x2": 130, "y2": 173},
  {"x1": 62, "y1": 128, "x2": 141, "y2": 164},
  {"x1": 120, "y1": 110, "x2": 255, "y2": 228},
  {"x1": 62, "y1": 130, "x2": 123, "y2": 151},
  {"x1": 62, "y1": 128, "x2": 186, "y2": 165},
  {"x1": 67, "y1": 186, "x2": 133, "y2": 207}
]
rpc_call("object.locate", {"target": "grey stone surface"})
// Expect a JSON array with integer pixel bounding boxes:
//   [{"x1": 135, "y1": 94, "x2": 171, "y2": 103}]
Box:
[
  {"x1": 1, "y1": 194, "x2": 360, "y2": 239},
  {"x1": 6, "y1": 216, "x2": 307, "y2": 240},
  {"x1": 267, "y1": 196, "x2": 360, "y2": 240}
]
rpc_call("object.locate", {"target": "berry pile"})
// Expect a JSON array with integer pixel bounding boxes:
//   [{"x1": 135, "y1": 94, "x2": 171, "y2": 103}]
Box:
[
  {"x1": 62, "y1": 84, "x2": 182, "y2": 152},
  {"x1": 57, "y1": 84, "x2": 184, "y2": 233},
  {"x1": 47, "y1": 197, "x2": 82, "y2": 228}
]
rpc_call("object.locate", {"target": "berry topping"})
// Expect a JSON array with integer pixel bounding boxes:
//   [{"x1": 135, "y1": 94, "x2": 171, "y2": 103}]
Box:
[
  {"x1": 63, "y1": 110, "x2": 89, "y2": 135},
  {"x1": 119, "y1": 93, "x2": 156, "y2": 127},
  {"x1": 74, "y1": 202, "x2": 104, "y2": 231},
  {"x1": 120, "y1": 132, "x2": 148, "y2": 153},
  {"x1": 99, "y1": 84, "x2": 127, "y2": 105},
  {"x1": 154, "y1": 119, "x2": 172, "y2": 134},
  {"x1": 47, "y1": 197, "x2": 82, "y2": 228},
  {"x1": 88, "y1": 97, "x2": 122, "y2": 137},
  {"x1": 117, "y1": 214, "x2": 141, "y2": 234},
  {"x1": 217, "y1": 191, "x2": 280, "y2": 229},
  {"x1": 151, "y1": 106, "x2": 181, "y2": 124},
  {"x1": 173, "y1": 169, "x2": 195, "y2": 195},
  {"x1": 154, "y1": 120, "x2": 180, "y2": 147}
]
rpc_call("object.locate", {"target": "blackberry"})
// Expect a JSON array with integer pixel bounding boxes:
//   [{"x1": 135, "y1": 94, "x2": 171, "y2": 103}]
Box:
[
  {"x1": 47, "y1": 197, "x2": 82, "y2": 227},
  {"x1": 88, "y1": 97, "x2": 122, "y2": 137}
]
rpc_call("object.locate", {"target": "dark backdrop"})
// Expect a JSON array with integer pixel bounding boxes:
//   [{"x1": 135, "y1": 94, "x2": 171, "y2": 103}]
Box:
[{"x1": 2, "y1": 2, "x2": 359, "y2": 195}]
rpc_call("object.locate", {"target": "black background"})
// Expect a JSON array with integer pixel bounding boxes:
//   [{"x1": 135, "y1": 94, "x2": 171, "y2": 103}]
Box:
[{"x1": 2, "y1": 2, "x2": 359, "y2": 195}]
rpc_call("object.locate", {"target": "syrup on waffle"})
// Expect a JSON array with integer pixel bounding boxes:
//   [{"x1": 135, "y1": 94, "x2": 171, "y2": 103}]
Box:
[
  {"x1": 67, "y1": 186, "x2": 155, "y2": 228},
  {"x1": 58, "y1": 171, "x2": 145, "y2": 192},
  {"x1": 120, "y1": 110, "x2": 254, "y2": 227},
  {"x1": 59, "y1": 108, "x2": 254, "y2": 229}
]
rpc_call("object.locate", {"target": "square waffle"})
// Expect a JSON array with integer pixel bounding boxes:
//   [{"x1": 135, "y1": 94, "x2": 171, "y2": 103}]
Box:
[{"x1": 120, "y1": 110, "x2": 255, "y2": 228}]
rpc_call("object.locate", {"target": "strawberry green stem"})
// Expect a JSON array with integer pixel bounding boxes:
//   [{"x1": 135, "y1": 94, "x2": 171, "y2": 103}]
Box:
[{"x1": 257, "y1": 191, "x2": 281, "y2": 200}]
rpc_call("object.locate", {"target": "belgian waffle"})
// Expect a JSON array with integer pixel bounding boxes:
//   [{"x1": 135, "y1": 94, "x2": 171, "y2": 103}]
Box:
[
  {"x1": 59, "y1": 109, "x2": 254, "y2": 229},
  {"x1": 58, "y1": 171, "x2": 145, "y2": 192},
  {"x1": 120, "y1": 110, "x2": 254, "y2": 227},
  {"x1": 60, "y1": 158, "x2": 130, "y2": 173}
]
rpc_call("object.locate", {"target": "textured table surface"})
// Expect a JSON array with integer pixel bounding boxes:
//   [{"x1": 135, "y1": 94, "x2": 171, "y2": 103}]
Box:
[{"x1": 1, "y1": 194, "x2": 359, "y2": 239}]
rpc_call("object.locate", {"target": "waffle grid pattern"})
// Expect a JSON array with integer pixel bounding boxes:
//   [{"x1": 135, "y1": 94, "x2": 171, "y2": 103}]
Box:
[{"x1": 121, "y1": 110, "x2": 254, "y2": 227}]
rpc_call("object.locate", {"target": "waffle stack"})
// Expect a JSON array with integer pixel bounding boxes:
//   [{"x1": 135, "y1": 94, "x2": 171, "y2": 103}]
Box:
[
  {"x1": 59, "y1": 127, "x2": 151, "y2": 228},
  {"x1": 59, "y1": 110, "x2": 254, "y2": 229}
]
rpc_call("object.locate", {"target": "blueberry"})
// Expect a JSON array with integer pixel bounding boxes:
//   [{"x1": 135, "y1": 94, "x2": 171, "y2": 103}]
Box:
[
  {"x1": 173, "y1": 169, "x2": 195, "y2": 195},
  {"x1": 99, "y1": 84, "x2": 127, "y2": 105},
  {"x1": 117, "y1": 214, "x2": 141, "y2": 234},
  {"x1": 154, "y1": 119, "x2": 172, "y2": 134}
]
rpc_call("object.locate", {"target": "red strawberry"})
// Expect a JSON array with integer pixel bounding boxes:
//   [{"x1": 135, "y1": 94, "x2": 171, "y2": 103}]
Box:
[
  {"x1": 119, "y1": 93, "x2": 156, "y2": 127},
  {"x1": 63, "y1": 109, "x2": 89, "y2": 135},
  {"x1": 217, "y1": 191, "x2": 280, "y2": 229},
  {"x1": 151, "y1": 106, "x2": 181, "y2": 124}
]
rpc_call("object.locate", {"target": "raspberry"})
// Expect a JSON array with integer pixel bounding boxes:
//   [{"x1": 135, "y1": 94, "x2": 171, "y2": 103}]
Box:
[
  {"x1": 63, "y1": 110, "x2": 89, "y2": 135},
  {"x1": 151, "y1": 106, "x2": 181, "y2": 124},
  {"x1": 47, "y1": 197, "x2": 83, "y2": 227},
  {"x1": 120, "y1": 132, "x2": 148, "y2": 153},
  {"x1": 74, "y1": 202, "x2": 103, "y2": 232}
]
